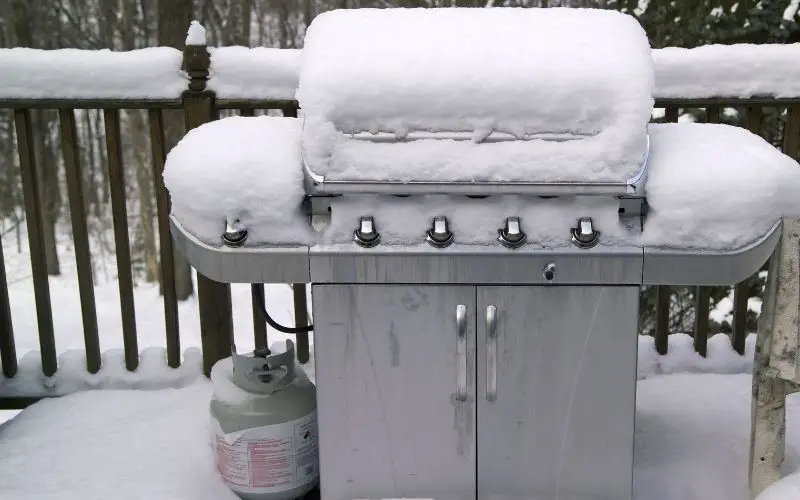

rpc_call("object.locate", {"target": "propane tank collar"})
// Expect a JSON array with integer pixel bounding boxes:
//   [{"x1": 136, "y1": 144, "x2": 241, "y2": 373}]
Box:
[{"x1": 232, "y1": 340, "x2": 297, "y2": 395}]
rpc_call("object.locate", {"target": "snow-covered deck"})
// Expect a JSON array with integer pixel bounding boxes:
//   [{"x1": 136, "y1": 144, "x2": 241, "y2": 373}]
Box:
[{"x1": 1, "y1": 347, "x2": 800, "y2": 500}]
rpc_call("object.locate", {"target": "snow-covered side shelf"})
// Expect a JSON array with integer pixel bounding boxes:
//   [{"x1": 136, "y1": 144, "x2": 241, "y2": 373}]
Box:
[
  {"x1": 207, "y1": 47, "x2": 301, "y2": 101},
  {"x1": 641, "y1": 123, "x2": 800, "y2": 250},
  {"x1": 0, "y1": 47, "x2": 186, "y2": 100},
  {"x1": 297, "y1": 7, "x2": 654, "y2": 184},
  {"x1": 163, "y1": 115, "x2": 315, "y2": 247},
  {"x1": 654, "y1": 44, "x2": 800, "y2": 99}
]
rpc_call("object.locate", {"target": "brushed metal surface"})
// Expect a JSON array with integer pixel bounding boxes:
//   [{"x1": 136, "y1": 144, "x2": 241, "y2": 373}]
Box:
[
  {"x1": 306, "y1": 178, "x2": 639, "y2": 196},
  {"x1": 476, "y1": 286, "x2": 639, "y2": 500},
  {"x1": 309, "y1": 244, "x2": 644, "y2": 285},
  {"x1": 302, "y1": 135, "x2": 649, "y2": 197},
  {"x1": 171, "y1": 211, "x2": 782, "y2": 287},
  {"x1": 643, "y1": 220, "x2": 781, "y2": 285},
  {"x1": 169, "y1": 216, "x2": 311, "y2": 283},
  {"x1": 312, "y1": 285, "x2": 477, "y2": 500}
]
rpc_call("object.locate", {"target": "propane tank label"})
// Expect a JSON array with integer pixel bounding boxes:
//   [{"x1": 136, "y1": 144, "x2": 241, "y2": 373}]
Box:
[{"x1": 212, "y1": 411, "x2": 319, "y2": 494}]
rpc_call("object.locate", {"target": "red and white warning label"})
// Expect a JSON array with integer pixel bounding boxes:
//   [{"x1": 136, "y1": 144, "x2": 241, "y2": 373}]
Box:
[{"x1": 212, "y1": 412, "x2": 319, "y2": 494}]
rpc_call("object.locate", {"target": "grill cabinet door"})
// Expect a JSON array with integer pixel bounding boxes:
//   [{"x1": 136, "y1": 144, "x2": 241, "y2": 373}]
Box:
[
  {"x1": 476, "y1": 285, "x2": 639, "y2": 500},
  {"x1": 312, "y1": 284, "x2": 477, "y2": 500}
]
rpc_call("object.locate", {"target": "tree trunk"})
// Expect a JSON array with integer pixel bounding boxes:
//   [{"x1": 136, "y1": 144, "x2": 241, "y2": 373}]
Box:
[
  {"x1": 239, "y1": 0, "x2": 252, "y2": 46},
  {"x1": 83, "y1": 110, "x2": 102, "y2": 219},
  {"x1": 130, "y1": 109, "x2": 159, "y2": 283},
  {"x1": 95, "y1": 110, "x2": 110, "y2": 206},
  {"x1": 278, "y1": 0, "x2": 290, "y2": 48},
  {"x1": 303, "y1": 0, "x2": 315, "y2": 33},
  {"x1": 158, "y1": 0, "x2": 195, "y2": 300},
  {"x1": 34, "y1": 112, "x2": 61, "y2": 277},
  {"x1": 100, "y1": 0, "x2": 117, "y2": 49},
  {"x1": 12, "y1": 0, "x2": 61, "y2": 276}
]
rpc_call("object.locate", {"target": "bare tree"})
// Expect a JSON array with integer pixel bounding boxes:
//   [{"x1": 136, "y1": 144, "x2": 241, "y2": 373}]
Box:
[{"x1": 11, "y1": 0, "x2": 62, "y2": 276}]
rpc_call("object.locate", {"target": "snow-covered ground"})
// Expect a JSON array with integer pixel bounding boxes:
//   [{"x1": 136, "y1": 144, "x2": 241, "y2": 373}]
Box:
[{"x1": 1, "y1": 364, "x2": 799, "y2": 499}]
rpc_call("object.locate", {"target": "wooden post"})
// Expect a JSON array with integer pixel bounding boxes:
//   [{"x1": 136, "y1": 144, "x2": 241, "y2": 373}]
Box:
[
  {"x1": 183, "y1": 36, "x2": 235, "y2": 377},
  {"x1": 0, "y1": 232, "x2": 17, "y2": 378},
  {"x1": 281, "y1": 105, "x2": 311, "y2": 364},
  {"x1": 14, "y1": 109, "x2": 57, "y2": 377},
  {"x1": 59, "y1": 108, "x2": 101, "y2": 374}
]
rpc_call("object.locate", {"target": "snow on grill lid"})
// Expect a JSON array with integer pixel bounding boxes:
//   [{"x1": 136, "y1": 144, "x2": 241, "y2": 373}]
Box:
[{"x1": 296, "y1": 7, "x2": 655, "y2": 184}]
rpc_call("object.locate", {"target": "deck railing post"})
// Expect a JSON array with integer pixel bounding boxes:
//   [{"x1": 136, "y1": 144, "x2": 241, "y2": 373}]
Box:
[{"x1": 182, "y1": 35, "x2": 235, "y2": 377}]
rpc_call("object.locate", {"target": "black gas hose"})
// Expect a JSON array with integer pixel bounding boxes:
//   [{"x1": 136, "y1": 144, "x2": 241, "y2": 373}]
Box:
[{"x1": 251, "y1": 284, "x2": 314, "y2": 334}]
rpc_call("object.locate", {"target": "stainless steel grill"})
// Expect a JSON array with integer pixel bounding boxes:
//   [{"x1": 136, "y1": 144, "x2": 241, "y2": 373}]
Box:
[
  {"x1": 168, "y1": 9, "x2": 779, "y2": 500},
  {"x1": 170, "y1": 132, "x2": 779, "y2": 500}
]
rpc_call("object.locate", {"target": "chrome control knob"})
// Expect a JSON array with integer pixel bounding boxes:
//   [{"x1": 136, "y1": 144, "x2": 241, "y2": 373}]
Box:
[
  {"x1": 426, "y1": 216, "x2": 454, "y2": 248},
  {"x1": 571, "y1": 217, "x2": 600, "y2": 249},
  {"x1": 222, "y1": 219, "x2": 248, "y2": 247},
  {"x1": 498, "y1": 217, "x2": 527, "y2": 249},
  {"x1": 353, "y1": 216, "x2": 381, "y2": 248}
]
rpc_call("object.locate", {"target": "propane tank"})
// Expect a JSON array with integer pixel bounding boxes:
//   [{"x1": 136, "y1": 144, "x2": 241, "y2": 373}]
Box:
[{"x1": 210, "y1": 340, "x2": 318, "y2": 500}]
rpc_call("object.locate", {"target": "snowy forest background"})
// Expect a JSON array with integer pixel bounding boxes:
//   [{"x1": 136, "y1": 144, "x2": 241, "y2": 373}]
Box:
[{"x1": 0, "y1": 0, "x2": 799, "y2": 341}]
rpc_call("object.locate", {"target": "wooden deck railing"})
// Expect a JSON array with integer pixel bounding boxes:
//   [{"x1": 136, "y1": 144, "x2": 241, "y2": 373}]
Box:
[{"x1": 0, "y1": 41, "x2": 798, "y2": 410}]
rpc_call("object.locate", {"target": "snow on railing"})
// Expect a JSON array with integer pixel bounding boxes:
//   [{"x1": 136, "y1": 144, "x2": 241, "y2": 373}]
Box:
[
  {"x1": 1, "y1": 42, "x2": 800, "y2": 102},
  {"x1": 654, "y1": 44, "x2": 800, "y2": 99}
]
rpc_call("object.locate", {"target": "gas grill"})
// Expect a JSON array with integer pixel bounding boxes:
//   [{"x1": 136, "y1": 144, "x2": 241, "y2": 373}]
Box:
[{"x1": 168, "y1": 7, "x2": 782, "y2": 500}]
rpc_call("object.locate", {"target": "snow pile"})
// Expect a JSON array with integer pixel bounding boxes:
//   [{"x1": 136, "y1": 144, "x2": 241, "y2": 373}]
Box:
[
  {"x1": 186, "y1": 20, "x2": 207, "y2": 46},
  {"x1": 634, "y1": 373, "x2": 800, "y2": 500},
  {"x1": 758, "y1": 474, "x2": 800, "y2": 500},
  {"x1": 786, "y1": 0, "x2": 800, "y2": 22},
  {"x1": 653, "y1": 44, "x2": 800, "y2": 98},
  {"x1": 2, "y1": 372, "x2": 800, "y2": 499},
  {"x1": 0, "y1": 347, "x2": 203, "y2": 397},
  {"x1": 163, "y1": 116, "x2": 314, "y2": 246},
  {"x1": 641, "y1": 123, "x2": 800, "y2": 249},
  {"x1": 637, "y1": 333, "x2": 756, "y2": 380},
  {"x1": 0, "y1": 47, "x2": 186, "y2": 100},
  {"x1": 0, "y1": 381, "x2": 239, "y2": 500},
  {"x1": 298, "y1": 7, "x2": 654, "y2": 184},
  {"x1": 208, "y1": 47, "x2": 301, "y2": 101}
]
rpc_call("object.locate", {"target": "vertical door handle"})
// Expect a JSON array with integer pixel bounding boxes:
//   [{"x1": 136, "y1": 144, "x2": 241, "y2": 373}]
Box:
[
  {"x1": 486, "y1": 305, "x2": 498, "y2": 402},
  {"x1": 455, "y1": 304, "x2": 468, "y2": 402}
]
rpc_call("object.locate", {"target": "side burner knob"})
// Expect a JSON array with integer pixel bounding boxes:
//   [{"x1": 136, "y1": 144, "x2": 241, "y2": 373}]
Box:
[
  {"x1": 354, "y1": 216, "x2": 381, "y2": 248},
  {"x1": 571, "y1": 217, "x2": 600, "y2": 249},
  {"x1": 498, "y1": 217, "x2": 527, "y2": 249},
  {"x1": 426, "y1": 216, "x2": 454, "y2": 248},
  {"x1": 222, "y1": 219, "x2": 248, "y2": 247}
]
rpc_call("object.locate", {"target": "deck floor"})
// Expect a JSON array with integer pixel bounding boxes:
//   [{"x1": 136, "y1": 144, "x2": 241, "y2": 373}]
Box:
[{"x1": 0, "y1": 373, "x2": 799, "y2": 499}]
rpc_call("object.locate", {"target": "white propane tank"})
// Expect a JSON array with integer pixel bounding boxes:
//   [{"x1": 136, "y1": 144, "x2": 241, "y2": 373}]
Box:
[{"x1": 210, "y1": 340, "x2": 318, "y2": 500}]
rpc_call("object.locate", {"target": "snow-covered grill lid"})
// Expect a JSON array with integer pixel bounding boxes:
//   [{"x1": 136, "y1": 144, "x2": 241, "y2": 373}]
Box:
[{"x1": 296, "y1": 7, "x2": 655, "y2": 195}]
